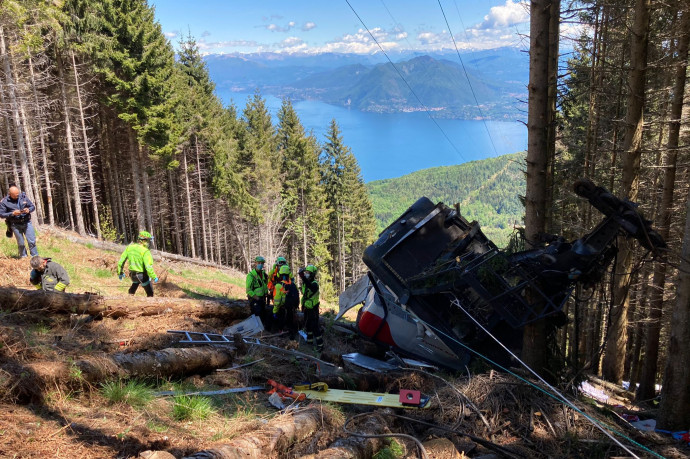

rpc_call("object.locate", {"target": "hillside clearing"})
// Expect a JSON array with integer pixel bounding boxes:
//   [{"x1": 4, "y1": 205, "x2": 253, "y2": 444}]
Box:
[{"x1": 0, "y1": 229, "x2": 685, "y2": 458}]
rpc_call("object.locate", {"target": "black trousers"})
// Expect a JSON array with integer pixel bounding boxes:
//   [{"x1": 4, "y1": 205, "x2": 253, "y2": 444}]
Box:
[
  {"x1": 274, "y1": 303, "x2": 298, "y2": 338},
  {"x1": 304, "y1": 305, "x2": 323, "y2": 350},
  {"x1": 129, "y1": 271, "x2": 154, "y2": 297},
  {"x1": 249, "y1": 296, "x2": 271, "y2": 329}
]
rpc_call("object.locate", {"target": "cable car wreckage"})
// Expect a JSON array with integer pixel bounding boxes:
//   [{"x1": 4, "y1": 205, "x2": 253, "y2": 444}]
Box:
[{"x1": 337, "y1": 179, "x2": 666, "y2": 371}]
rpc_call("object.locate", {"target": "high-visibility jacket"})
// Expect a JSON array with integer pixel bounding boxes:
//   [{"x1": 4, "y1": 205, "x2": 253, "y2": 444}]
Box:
[
  {"x1": 246, "y1": 269, "x2": 268, "y2": 299},
  {"x1": 268, "y1": 264, "x2": 293, "y2": 296},
  {"x1": 118, "y1": 242, "x2": 156, "y2": 279},
  {"x1": 272, "y1": 279, "x2": 299, "y2": 313},
  {"x1": 30, "y1": 259, "x2": 70, "y2": 292},
  {"x1": 301, "y1": 279, "x2": 320, "y2": 310}
]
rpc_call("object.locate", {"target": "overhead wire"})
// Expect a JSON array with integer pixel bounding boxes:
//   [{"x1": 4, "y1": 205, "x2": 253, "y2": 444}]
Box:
[
  {"x1": 436, "y1": 0, "x2": 499, "y2": 157},
  {"x1": 344, "y1": 0, "x2": 468, "y2": 164},
  {"x1": 451, "y1": 0, "x2": 516, "y2": 152},
  {"x1": 416, "y1": 298, "x2": 665, "y2": 459}
]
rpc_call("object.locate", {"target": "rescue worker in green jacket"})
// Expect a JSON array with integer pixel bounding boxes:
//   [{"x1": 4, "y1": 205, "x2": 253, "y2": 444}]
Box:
[
  {"x1": 29, "y1": 256, "x2": 70, "y2": 292},
  {"x1": 299, "y1": 264, "x2": 323, "y2": 351},
  {"x1": 246, "y1": 256, "x2": 270, "y2": 327},
  {"x1": 272, "y1": 264, "x2": 299, "y2": 337},
  {"x1": 117, "y1": 231, "x2": 157, "y2": 297}
]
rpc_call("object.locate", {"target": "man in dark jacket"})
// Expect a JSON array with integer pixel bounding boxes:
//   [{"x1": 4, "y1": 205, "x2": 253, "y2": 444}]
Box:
[
  {"x1": 29, "y1": 256, "x2": 70, "y2": 292},
  {"x1": 0, "y1": 186, "x2": 38, "y2": 258}
]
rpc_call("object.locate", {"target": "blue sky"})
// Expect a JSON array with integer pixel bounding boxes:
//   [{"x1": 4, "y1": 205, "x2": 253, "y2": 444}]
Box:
[{"x1": 148, "y1": 0, "x2": 532, "y2": 54}]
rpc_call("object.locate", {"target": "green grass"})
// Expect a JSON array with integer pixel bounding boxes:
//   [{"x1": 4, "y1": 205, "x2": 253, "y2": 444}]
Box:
[
  {"x1": 101, "y1": 380, "x2": 154, "y2": 408},
  {"x1": 95, "y1": 268, "x2": 112, "y2": 278},
  {"x1": 171, "y1": 395, "x2": 216, "y2": 421},
  {"x1": 373, "y1": 439, "x2": 405, "y2": 459},
  {"x1": 146, "y1": 420, "x2": 170, "y2": 433}
]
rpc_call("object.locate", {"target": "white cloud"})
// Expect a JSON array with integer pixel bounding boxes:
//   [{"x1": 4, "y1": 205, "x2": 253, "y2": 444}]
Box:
[
  {"x1": 280, "y1": 36, "x2": 304, "y2": 48},
  {"x1": 265, "y1": 21, "x2": 295, "y2": 33},
  {"x1": 201, "y1": 31, "x2": 211, "y2": 37},
  {"x1": 417, "y1": 31, "x2": 449, "y2": 46},
  {"x1": 197, "y1": 39, "x2": 259, "y2": 53},
  {"x1": 302, "y1": 21, "x2": 316, "y2": 31},
  {"x1": 477, "y1": 0, "x2": 529, "y2": 30},
  {"x1": 164, "y1": 31, "x2": 178, "y2": 39}
]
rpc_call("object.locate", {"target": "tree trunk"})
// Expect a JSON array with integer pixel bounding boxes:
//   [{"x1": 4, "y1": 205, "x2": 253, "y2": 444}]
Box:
[
  {"x1": 182, "y1": 150, "x2": 196, "y2": 258},
  {"x1": 128, "y1": 129, "x2": 146, "y2": 232},
  {"x1": 28, "y1": 52, "x2": 54, "y2": 226},
  {"x1": 5, "y1": 347, "x2": 235, "y2": 403},
  {"x1": 602, "y1": 0, "x2": 651, "y2": 384},
  {"x1": 139, "y1": 144, "x2": 154, "y2": 236},
  {"x1": 182, "y1": 408, "x2": 327, "y2": 459},
  {"x1": 17, "y1": 96, "x2": 44, "y2": 225},
  {"x1": 0, "y1": 286, "x2": 250, "y2": 319},
  {"x1": 641, "y1": 6, "x2": 689, "y2": 404},
  {"x1": 658, "y1": 185, "x2": 690, "y2": 429},
  {"x1": 56, "y1": 48, "x2": 86, "y2": 235},
  {"x1": 71, "y1": 51, "x2": 101, "y2": 238},
  {"x1": 522, "y1": 0, "x2": 556, "y2": 375},
  {"x1": 195, "y1": 136, "x2": 208, "y2": 260},
  {"x1": 0, "y1": 79, "x2": 21, "y2": 187},
  {"x1": 168, "y1": 169, "x2": 182, "y2": 253},
  {"x1": 1, "y1": 27, "x2": 34, "y2": 204}
]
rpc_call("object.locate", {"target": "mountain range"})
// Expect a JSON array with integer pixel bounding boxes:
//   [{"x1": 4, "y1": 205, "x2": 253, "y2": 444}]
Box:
[{"x1": 205, "y1": 48, "x2": 527, "y2": 119}]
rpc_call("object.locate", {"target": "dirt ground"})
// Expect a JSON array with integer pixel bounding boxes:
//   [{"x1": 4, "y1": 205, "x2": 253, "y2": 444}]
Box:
[{"x1": 0, "y1": 229, "x2": 688, "y2": 458}]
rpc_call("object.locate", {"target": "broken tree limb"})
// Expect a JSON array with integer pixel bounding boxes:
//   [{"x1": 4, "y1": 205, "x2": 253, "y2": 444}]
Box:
[
  {"x1": 587, "y1": 376, "x2": 635, "y2": 400},
  {"x1": 0, "y1": 287, "x2": 250, "y2": 320},
  {"x1": 182, "y1": 407, "x2": 327, "y2": 459}
]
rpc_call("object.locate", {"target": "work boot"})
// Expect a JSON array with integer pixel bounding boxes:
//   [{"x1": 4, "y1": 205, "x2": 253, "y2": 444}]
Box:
[
  {"x1": 315, "y1": 335, "x2": 324, "y2": 352},
  {"x1": 5, "y1": 224, "x2": 11, "y2": 238}
]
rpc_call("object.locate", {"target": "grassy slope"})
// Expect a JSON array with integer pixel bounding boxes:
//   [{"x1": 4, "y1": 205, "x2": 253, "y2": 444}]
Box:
[
  {"x1": 0, "y1": 226, "x2": 246, "y2": 300},
  {"x1": 367, "y1": 152, "x2": 526, "y2": 247}
]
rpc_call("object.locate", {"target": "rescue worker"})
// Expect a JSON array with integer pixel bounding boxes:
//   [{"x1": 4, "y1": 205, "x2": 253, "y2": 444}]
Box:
[
  {"x1": 117, "y1": 231, "x2": 158, "y2": 297},
  {"x1": 246, "y1": 256, "x2": 269, "y2": 326},
  {"x1": 267, "y1": 256, "x2": 289, "y2": 299},
  {"x1": 0, "y1": 185, "x2": 38, "y2": 258},
  {"x1": 299, "y1": 264, "x2": 323, "y2": 351},
  {"x1": 272, "y1": 264, "x2": 299, "y2": 337},
  {"x1": 29, "y1": 256, "x2": 70, "y2": 292}
]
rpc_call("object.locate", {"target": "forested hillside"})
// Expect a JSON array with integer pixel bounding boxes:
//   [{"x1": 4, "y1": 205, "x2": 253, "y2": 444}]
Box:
[
  {"x1": 368, "y1": 152, "x2": 525, "y2": 246},
  {"x1": 0, "y1": 0, "x2": 376, "y2": 297}
]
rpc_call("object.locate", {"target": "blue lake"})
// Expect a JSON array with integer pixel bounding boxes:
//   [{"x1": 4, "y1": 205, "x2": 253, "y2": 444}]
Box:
[{"x1": 218, "y1": 90, "x2": 527, "y2": 183}]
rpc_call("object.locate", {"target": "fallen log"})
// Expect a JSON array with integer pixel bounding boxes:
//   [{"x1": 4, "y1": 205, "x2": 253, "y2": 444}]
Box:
[
  {"x1": 0, "y1": 287, "x2": 250, "y2": 319},
  {"x1": 301, "y1": 412, "x2": 388, "y2": 459},
  {"x1": 182, "y1": 407, "x2": 327, "y2": 459},
  {"x1": 4, "y1": 347, "x2": 235, "y2": 403},
  {"x1": 23, "y1": 347, "x2": 235, "y2": 383},
  {"x1": 75, "y1": 346, "x2": 235, "y2": 382}
]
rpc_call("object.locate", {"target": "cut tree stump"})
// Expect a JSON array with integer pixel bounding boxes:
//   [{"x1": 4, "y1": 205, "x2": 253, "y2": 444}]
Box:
[
  {"x1": 182, "y1": 407, "x2": 327, "y2": 459},
  {"x1": 0, "y1": 287, "x2": 249, "y2": 319}
]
